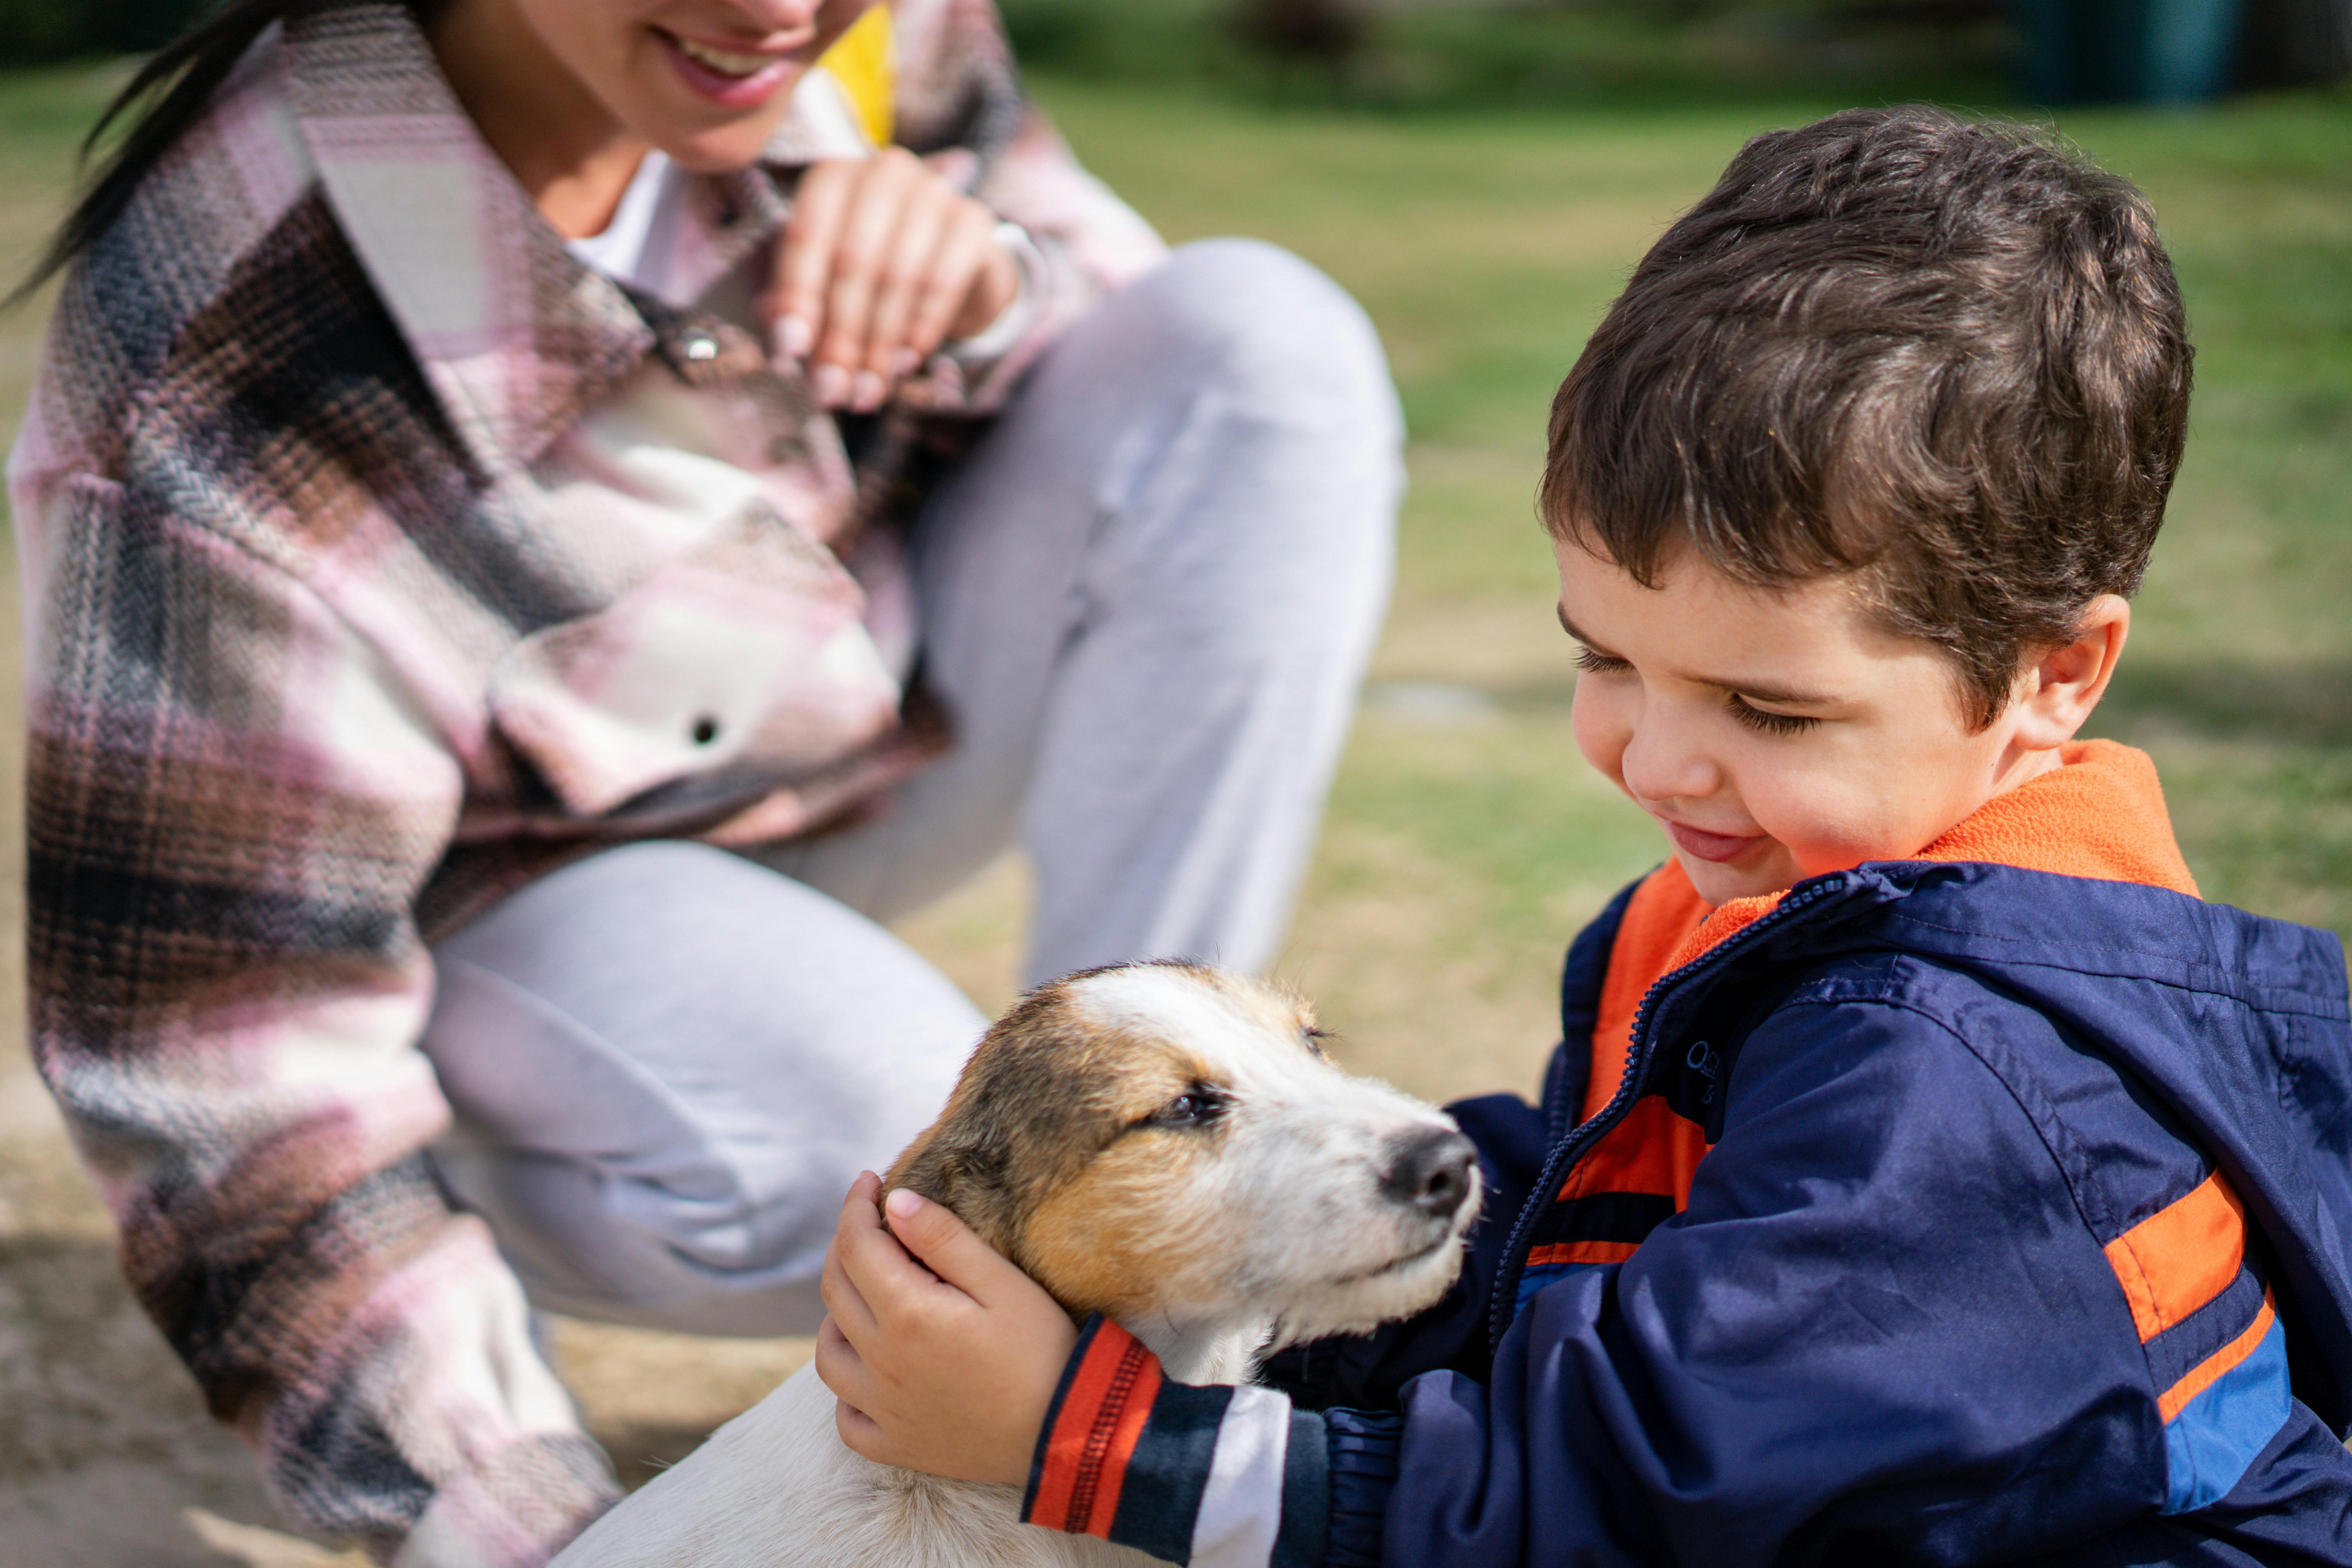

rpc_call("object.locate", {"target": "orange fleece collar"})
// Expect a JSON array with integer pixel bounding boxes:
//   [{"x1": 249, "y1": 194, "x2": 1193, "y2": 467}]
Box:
[{"x1": 1579, "y1": 739, "x2": 2198, "y2": 1122}]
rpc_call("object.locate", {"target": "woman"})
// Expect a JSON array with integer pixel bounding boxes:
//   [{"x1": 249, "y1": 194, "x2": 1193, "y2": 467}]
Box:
[{"x1": 8, "y1": 0, "x2": 1399, "y2": 1559}]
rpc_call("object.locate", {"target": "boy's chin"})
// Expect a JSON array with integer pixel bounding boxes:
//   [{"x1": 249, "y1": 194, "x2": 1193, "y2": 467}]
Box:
[{"x1": 1674, "y1": 845, "x2": 1798, "y2": 907}]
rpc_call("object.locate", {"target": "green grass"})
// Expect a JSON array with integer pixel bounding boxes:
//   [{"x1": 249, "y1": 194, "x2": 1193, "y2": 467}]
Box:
[{"x1": 0, "y1": 58, "x2": 2347, "y2": 1096}]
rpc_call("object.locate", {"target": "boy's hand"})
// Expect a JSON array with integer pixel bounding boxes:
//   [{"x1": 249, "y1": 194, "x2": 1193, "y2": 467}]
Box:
[{"x1": 817, "y1": 1172, "x2": 1077, "y2": 1486}]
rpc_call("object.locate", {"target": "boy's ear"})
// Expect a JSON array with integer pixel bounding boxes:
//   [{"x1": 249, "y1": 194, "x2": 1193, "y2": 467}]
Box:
[{"x1": 2009, "y1": 595, "x2": 2131, "y2": 751}]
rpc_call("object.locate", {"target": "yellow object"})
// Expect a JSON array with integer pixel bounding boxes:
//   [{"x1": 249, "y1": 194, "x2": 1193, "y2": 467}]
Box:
[{"x1": 818, "y1": 6, "x2": 897, "y2": 150}]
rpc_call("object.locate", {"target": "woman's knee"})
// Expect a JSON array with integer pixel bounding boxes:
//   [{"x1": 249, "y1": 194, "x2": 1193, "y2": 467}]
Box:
[
  {"x1": 421, "y1": 840, "x2": 985, "y2": 1332},
  {"x1": 1116, "y1": 238, "x2": 1401, "y2": 436}
]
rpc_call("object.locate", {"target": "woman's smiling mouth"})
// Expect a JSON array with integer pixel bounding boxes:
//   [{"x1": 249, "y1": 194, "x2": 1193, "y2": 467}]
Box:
[
  {"x1": 653, "y1": 27, "x2": 807, "y2": 105},
  {"x1": 671, "y1": 35, "x2": 777, "y2": 76}
]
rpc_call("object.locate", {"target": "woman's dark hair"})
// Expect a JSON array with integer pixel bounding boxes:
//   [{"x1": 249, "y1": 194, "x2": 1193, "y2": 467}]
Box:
[
  {"x1": 1542, "y1": 106, "x2": 2191, "y2": 730},
  {"x1": 9, "y1": 0, "x2": 442, "y2": 308}
]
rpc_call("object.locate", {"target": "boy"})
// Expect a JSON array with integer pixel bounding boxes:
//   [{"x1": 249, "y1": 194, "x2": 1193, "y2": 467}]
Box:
[{"x1": 816, "y1": 106, "x2": 2352, "y2": 1564}]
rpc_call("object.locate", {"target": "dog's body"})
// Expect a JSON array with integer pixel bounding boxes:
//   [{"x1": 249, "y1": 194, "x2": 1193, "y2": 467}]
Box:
[{"x1": 552, "y1": 963, "x2": 1480, "y2": 1568}]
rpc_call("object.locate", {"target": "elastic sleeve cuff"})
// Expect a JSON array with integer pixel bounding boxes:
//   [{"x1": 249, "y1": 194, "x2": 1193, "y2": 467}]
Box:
[
  {"x1": 1023, "y1": 1315, "x2": 1333, "y2": 1567},
  {"x1": 1323, "y1": 1407, "x2": 1404, "y2": 1568}
]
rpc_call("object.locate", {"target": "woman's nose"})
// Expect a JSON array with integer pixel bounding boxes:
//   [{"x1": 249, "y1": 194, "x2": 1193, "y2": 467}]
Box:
[{"x1": 727, "y1": 0, "x2": 829, "y2": 32}]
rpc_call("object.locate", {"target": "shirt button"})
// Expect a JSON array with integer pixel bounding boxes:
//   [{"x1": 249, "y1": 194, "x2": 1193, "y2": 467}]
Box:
[{"x1": 683, "y1": 331, "x2": 719, "y2": 363}]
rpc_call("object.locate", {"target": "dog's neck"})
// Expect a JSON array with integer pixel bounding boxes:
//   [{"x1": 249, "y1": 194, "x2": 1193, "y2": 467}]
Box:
[{"x1": 1114, "y1": 1308, "x2": 1277, "y2": 1386}]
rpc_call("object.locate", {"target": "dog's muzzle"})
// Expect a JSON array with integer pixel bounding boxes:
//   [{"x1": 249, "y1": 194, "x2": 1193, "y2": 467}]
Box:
[{"x1": 1381, "y1": 1129, "x2": 1479, "y2": 1220}]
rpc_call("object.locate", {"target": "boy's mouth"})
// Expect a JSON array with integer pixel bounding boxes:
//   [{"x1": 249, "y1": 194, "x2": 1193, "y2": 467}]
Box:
[{"x1": 1662, "y1": 818, "x2": 1767, "y2": 863}]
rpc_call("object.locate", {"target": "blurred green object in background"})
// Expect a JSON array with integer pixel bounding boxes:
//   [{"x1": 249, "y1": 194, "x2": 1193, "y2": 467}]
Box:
[
  {"x1": 6, "y1": 0, "x2": 2347, "y2": 100},
  {"x1": 0, "y1": 0, "x2": 197, "y2": 64},
  {"x1": 2013, "y1": 0, "x2": 2349, "y2": 102},
  {"x1": 2012, "y1": 0, "x2": 2245, "y2": 102}
]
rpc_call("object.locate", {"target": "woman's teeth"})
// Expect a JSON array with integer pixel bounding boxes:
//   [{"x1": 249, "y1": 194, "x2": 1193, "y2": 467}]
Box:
[{"x1": 673, "y1": 36, "x2": 775, "y2": 78}]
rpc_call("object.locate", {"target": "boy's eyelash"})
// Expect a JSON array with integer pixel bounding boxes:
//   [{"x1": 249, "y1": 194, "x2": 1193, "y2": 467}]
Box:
[
  {"x1": 1572, "y1": 643, "x2": 1817, "y2": 735},
  {"x1": 1728, "y1": 694, "x2": 1818, "y2": 736}
]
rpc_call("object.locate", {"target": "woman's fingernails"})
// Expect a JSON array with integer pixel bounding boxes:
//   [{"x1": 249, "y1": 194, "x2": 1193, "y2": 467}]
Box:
[
  {"x1": 850, "y1": 370, "x2": 887, "y2": 412},
  {"x1": 773, "y1": 314, "x2": 813, "y2": 361},
  {"x1": 884, "y1": 1188, "x2": 925, "y2": 1220},
  {"x1": 811, "y1": 362, "x2": 851, "y2": 407},
  {"x1": 891, "y1": 348, "x2": 922, "y2": 378}
]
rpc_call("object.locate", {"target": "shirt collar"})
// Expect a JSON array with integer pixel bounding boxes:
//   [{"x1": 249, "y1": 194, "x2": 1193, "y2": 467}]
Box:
[{"x1": 279, "y1": 2, "x2": 807, "y2": 475}]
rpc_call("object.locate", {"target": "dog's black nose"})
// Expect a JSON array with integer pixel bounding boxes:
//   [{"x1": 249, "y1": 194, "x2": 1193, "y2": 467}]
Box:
[{"x1": 1381, "y1": 1129, "x2": 1477, "y2": 1218}]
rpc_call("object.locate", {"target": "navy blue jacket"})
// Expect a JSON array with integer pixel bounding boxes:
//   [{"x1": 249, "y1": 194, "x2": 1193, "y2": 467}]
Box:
[
  {"x1": 1318, "y1": 861, "x2": 2352, "y2": 1564},
  {"x1": 1025, "y1": 861, "x2": 2352, "y2": 1566}
]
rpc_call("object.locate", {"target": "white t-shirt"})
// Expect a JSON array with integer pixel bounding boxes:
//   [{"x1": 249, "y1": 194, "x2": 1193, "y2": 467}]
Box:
[{"x1": 567, "y1": 150, "x2": 691, "y2": 299}]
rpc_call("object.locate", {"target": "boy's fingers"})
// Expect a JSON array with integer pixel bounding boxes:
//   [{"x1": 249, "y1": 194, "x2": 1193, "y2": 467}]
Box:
[
  {"x1": 881, "y1": 1187, "x2": 1032, "y2": 1306},
  {"x1": 834, "y1": 1396, "x2": 890, "y2": 1463},
  {"x1": 821, "y1": 1230, "x2": 879, "y2": 1341},
  {"x1": 813, "y1": 1315, "x2": 876, "y2": 1410},
  {"x1": 838, "y1": 1182, "x2": 957, "y2": 1323}
]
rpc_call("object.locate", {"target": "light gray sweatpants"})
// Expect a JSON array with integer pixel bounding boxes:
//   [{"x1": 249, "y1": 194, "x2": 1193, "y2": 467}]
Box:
[{"x1": 422, "y1": 240, "x2": 1401, "y2": 1334}]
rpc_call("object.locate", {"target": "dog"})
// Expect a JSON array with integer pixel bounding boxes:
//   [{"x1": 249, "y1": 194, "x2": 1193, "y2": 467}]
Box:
[{"x1": 550, "y1": 960, "x2": 1482, "y2": 1568}]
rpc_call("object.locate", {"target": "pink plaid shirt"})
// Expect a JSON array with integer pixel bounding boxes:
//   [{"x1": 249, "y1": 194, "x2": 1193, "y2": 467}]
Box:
[{"x1": 7, "y1": 3, "x2": 1161, "y2": 1561}]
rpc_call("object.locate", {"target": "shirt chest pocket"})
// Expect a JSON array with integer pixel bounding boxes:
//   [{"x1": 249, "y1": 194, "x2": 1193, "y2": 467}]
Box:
[{"x1": 486, "y1": 512, "x2": 905, "y2": 824}]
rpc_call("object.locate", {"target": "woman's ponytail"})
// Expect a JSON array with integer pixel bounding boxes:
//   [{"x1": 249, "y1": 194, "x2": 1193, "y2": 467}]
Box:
[{"x1": 9, "y1": 0, "x2": 435, "y2": 308}]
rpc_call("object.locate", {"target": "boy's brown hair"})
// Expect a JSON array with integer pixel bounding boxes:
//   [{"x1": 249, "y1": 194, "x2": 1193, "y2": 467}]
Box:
[{"x1": 1542, "y1": 106, "x2": 2190, "y2": 728}]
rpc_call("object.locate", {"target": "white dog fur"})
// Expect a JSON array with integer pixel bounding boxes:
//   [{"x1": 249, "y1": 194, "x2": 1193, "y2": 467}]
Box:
[{"x1": 550, "y1": 962, "x2": 1481, "y2": 1568}]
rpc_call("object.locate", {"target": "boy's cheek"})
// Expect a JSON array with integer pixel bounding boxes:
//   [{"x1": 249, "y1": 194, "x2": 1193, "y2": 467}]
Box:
[{"x1": 1570, "y1": 688, "x2": 1631, "y2": 791}]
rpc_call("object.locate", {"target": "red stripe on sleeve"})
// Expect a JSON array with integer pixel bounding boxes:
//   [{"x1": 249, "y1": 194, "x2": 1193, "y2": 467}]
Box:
[
  {"x1": 1029, "y1": 1319, "x2": 1164, "y2": 1536},
  {"x1": 1525, "y1": 1240, "x2": 1642, "y2": 1268},
  {"x1": 1078, "y1": 1343, "x2": 1162, "y2": 1538}
]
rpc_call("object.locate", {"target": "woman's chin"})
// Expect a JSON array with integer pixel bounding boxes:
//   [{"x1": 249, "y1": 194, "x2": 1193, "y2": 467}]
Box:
[{"x1": 627, "y1": 78, "x2": 809, "y2": 175}]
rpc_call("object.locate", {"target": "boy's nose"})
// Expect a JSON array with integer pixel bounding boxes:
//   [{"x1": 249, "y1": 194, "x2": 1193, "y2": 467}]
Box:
[{"x1": 1617, "y1": 719, "x2": 1722, "y2": 807}]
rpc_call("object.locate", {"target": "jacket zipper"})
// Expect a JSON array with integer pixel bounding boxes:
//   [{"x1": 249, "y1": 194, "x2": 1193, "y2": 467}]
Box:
[{"x1": 1487, "y1": 876, "x2": 1851, "y2": 1349}]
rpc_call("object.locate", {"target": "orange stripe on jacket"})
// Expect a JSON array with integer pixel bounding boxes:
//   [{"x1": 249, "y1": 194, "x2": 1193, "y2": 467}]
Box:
[
  {"x1": 2106, "y1": 1171, "x2": 2249, "y2": 1343},
  {"x1": 1562, "y1": 1093, "x2": 1711, "y2": 1205},
  {"x1": 1030, "y1": 1320, "x2": 1162, "y2": 1534},
  {"x1": 1580, "y1": 865, "x2": 1713, "y2": 1122},
  {"x1": 2159, "y1": 1290, "x2": 2276, "y2": 1422}
]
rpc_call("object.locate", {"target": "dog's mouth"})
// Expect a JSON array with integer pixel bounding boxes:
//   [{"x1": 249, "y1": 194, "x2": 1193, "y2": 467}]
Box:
[{"x1": 1328, "y1": 1227, "x2": 1458, "y2": 1288}]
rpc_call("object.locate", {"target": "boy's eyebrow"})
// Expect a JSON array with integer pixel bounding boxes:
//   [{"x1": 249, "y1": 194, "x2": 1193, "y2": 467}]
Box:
[
  {"x1": 1555, "y1": 602, "x2": 1836, "y2": 708},
  {"x1": 1556, "y1": 603, "x2": 1603, "y2": 647}
]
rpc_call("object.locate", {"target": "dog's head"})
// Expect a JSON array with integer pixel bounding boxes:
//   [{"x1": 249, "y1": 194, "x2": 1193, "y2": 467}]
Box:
[{"x1": 884, "y1": 962, "x2": 1480, "y2": 1347}]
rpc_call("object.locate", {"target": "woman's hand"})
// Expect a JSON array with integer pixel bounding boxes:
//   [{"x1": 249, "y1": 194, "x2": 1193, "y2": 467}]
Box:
[
  {"x1": 764, "y1": 150, "x2": 1023, "y2": 412},
  {"x1": 817, "y1": 1172, "x2": 1077, "y2": 1486}
]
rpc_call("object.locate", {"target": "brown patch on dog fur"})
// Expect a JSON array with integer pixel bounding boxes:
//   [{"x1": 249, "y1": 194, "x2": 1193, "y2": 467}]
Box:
[{"x1": 882, "y1": 962, "x2": 1315, "y2": 1318}]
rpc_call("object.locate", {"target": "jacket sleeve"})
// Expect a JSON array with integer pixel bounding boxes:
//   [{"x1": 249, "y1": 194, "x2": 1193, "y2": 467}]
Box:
[
  {"x1": 887, "y1": 0, "x2": 1167, "y2": 413},
  {"x1": 1027, "y1": 992, "x2": 2171, "y2": 1566},
  {"x1": 21, "y1": 476, "x2": 617, "y2": 1565}
]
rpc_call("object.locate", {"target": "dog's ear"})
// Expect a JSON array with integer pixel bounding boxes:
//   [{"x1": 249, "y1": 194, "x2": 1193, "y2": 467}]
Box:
[{"x1": 883, "y1": 1119, "x2": 1025, "y2": 1259}]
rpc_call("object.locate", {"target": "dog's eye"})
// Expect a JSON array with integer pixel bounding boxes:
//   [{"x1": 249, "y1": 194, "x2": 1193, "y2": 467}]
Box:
[
  {"x1": 1140, "y1": 1086, "x2": 1227, "y2": 1128},
  {"x1": 1303, "y1": 1026, "x2": 1331, "y2": 1058}
]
